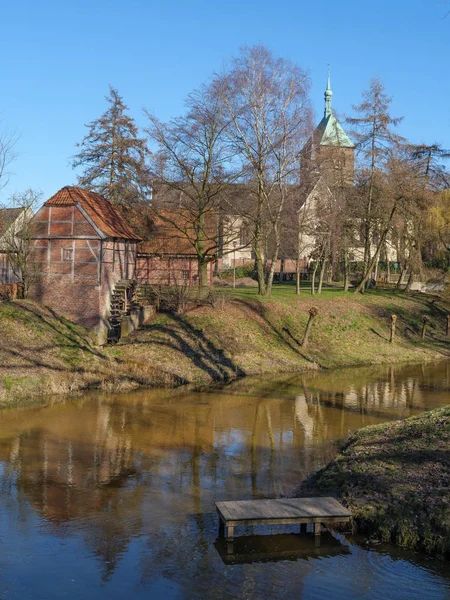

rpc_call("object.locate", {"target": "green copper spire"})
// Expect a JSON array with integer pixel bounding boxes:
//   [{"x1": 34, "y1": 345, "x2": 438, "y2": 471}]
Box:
[{"x1": 324, "y1": 65, "x2": 332, "y2": 118}]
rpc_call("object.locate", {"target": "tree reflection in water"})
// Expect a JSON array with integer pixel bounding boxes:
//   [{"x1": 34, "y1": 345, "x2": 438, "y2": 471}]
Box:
[{"x1": 0, "y1": 361, "x2": 449, "y2": 598}]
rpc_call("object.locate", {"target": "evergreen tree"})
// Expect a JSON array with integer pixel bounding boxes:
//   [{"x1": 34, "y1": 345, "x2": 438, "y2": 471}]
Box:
[
  {"x1": 407, "y1": 143, "x2": 450, "y2": 190},
  {"x1": 72, "y1": 86, "x2": 151, "y2": 206},
  {"x1": 347, "y1": 78, "x2": 403, "y2": 275}
]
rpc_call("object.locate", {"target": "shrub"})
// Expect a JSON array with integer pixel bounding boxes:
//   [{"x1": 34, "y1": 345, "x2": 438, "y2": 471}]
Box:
[
  {"x1": 218, "y1": 263, "x2": 256, "y2": 281},
  {"x1": 157, "y1": 285, "x2": 191, "y2": 314}
]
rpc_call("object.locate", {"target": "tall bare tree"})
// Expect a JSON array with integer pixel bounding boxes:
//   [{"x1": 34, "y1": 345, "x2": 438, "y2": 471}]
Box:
[
  {"x1": 146, "y1": 83, "x2": 243, "y2": 290},
  {"x1": 216, "y1": 45, "x2": 312, "y2": 296},
  {"x1": 353, "y1": 147, "x2": 426, "y2": 293},
  {"x1": 347, "y1": 78, "x2": 403, "y2": 284},
  {"x1": 73, "y1": 86, "x2": 151, "y2": 206}
]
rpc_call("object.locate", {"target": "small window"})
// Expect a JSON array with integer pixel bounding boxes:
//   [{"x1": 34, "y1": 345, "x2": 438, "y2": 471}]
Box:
[
  {"x1": 181, "y1": 270, "x2": 189, "y2": 281},
  {"x1": 62, "y1": 247, "x2": 73, "y2": 262}
]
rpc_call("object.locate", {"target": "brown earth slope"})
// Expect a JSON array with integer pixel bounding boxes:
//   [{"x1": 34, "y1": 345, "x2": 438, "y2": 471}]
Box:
[{"x1": 0, "y1": 287, "x2": 449, "y2": 403}]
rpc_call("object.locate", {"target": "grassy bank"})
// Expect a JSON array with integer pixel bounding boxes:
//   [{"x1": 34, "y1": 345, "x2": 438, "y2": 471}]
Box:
[
  {"x1": 115, "y1": 285, "x2": 450, "y2": 384},
  {"x1": 301, "y1": 405, "x2": 450, "y2": 557},
  {"x1": 0, "y1": 286, "x2": 449, "y2": 403},
  {"x1": 0, "y1": 300, "x2": 180, "y2": 405}
]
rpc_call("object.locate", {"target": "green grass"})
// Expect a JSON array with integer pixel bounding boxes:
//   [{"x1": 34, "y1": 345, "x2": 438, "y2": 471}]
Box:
[
  {"x1": 1, "y1": 288, "x2": 449, "y2": 404},
  {"x1": 119, "y1": 287, "x2": 450, "y2": 385}
]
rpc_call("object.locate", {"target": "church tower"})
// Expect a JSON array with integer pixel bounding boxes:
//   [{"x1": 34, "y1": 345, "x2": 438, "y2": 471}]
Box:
[{"x1": 300, "y1": 69, "x2": 354, "y2": 194}]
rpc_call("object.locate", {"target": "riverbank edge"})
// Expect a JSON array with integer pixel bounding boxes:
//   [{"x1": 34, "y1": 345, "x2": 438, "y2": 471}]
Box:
[
  {"x1": 1, "y1": 291, "x2": 449, "y2": 406},
  {"x1": 1, "y1": 354, "x2": 445, "y2": 409},
  {"x1": 299, "y1": 405, "x2": 450, "y2": 558}
]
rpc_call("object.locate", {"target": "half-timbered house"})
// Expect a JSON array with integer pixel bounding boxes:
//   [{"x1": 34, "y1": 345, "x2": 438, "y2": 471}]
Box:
[{"x1": 29, "y1": 186, "x2": 141, "y2": 340}]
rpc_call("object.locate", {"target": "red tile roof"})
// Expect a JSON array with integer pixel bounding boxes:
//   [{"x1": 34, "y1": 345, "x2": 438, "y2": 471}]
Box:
[
  {"x1": 45, "y1": 187, "x2": 141, "y2": 240},
  {"x1": 138, "y1": 210, "x2": 216, "y2": 256}
]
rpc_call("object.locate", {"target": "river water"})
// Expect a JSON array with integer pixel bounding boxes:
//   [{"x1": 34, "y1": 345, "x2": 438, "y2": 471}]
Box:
[{"x1": 0, "y1": 361, "x2": 449, "y2": 599}]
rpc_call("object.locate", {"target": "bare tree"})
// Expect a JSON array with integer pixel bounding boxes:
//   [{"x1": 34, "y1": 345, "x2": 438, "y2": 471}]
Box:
[
  {"x1": 354, "y1": 148, "x2": 424, "y2": 293},
  {"x1": 146, "y1": 83, "x2": 244, "y2": 290},
  {"x1": 0, "y1": 122, "x2": 19, "y2": 193},
  {"x1": 216, "y1": 45, "x2": 312, "y2": 296},
  {"x1": 0, "y1": 189, "x2": 41, "y2": 297},
  {"x1": 347, "y1": 78, "x2": 403, "y2": 284}
]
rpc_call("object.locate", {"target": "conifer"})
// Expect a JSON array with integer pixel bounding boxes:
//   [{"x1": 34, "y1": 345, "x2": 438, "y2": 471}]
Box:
[{"x1": 72, "y1": 86, "x2": 151, "y2": 206}]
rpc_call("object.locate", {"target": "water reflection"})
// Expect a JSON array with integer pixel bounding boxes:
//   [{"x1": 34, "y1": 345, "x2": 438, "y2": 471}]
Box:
[
  {"x1": 0, "y1": 361, "x2": 449, "y2": 599},
  {"x1": 215, "y1": 531, "x2": 350, "y2": 565}
]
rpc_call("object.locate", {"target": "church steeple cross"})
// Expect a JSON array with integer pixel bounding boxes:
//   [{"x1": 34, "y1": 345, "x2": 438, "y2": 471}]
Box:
[{"x1": 324, "y1": 65, "x2": 332, "y2": 118}]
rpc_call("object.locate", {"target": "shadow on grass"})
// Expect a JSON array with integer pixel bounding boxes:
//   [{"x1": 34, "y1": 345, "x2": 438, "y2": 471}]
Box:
[
  {"x1": 363, "y1": 292, "x2": 450, "y2": 354},
  {"x1": 123, "y1": 311, "x2": 246, "y2": 382},
  {"x1": 15, "y1": 301, "x2": 106, "y2": 359},
  {"x1": 0, "y1": 302, "x2": 178, "y2": 389},
  {"x1": 233, "y1": 298, "x2": 315, "y2": 365}
]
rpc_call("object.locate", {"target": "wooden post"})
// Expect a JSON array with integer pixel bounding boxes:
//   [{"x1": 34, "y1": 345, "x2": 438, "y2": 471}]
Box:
[
  {"x1": 301, "y1": 307, "x2": 319, "y2": 348},
  {"x1": 226, "y1": 525, "x2": 234, "y2": 540},
  {"x1": 422, "y1": 316, "x2": 430, "y2": 339},
  {"x1": 390, "y1": 314, "x2": 397, "y2": 343},
  {"x1": 446, "y1": 315, "x2": 450, "y2": 336},
  {"x1": 218, "y1": 519, "x2": 225, "y2": 538},
  {"x1": 314, "y1": 522, "x2": 321, "y2": 536}
]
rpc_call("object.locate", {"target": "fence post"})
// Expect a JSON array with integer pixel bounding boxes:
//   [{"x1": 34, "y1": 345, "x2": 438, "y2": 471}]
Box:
[
  {"x1": 301, "y1": 307, "x2": 319, "y2": 348},
  {"x1": 421, "y1": 316, "x2": 430, "y2": 339},
  {"x1": 390, "y1": 314, "x2": 397, "y2": 343}
]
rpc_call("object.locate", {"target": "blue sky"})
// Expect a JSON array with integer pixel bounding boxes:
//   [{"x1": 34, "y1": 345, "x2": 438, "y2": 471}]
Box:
[{"x1": 1, "y1": 0, "x2": 449, "y2": 203}]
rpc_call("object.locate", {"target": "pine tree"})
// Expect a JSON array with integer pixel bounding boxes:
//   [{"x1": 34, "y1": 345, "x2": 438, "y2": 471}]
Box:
[
  {"x1": 407, "y1": 143, "x2": 450, "y2": 190},
  {"x1": 72, "y1": 86, "x2": 151, "y2": 206},
  {"x1": 347, "y1": 78, "x2": 403, "y2": 277}
]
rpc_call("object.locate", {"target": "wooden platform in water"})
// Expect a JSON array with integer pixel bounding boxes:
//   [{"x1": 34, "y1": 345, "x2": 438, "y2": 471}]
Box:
[{"x1": 215, "y1": 497, "x2": 351, "y2": 540}]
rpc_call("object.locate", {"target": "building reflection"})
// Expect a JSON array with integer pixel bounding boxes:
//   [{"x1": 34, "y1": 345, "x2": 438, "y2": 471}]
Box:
[{"x1": 0, "y1": 359, "x2": 447, "y2": 586}]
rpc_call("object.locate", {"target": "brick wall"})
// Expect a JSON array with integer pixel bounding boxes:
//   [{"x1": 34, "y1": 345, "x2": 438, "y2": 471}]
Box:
[
  {"x1": 29, "y1": 204, "x2": 138, "y2": 335},
  {"x1": 136, "y1": 256, "x2": 213, "y2": 286}
]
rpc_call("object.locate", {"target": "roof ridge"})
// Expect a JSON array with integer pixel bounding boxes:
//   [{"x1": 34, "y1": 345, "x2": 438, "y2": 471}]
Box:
[{"x1": 43, "y1": 186, "x2": 142, "y2": 240}]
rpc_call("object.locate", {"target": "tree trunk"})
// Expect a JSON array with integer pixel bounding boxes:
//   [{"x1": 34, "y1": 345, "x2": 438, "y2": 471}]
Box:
[
  {"x1": 343, "y1": 251, "x2": 350, "y2": 292},
  {"x1": 296, "y1": 258, "x2": 301, "y2": 295},
  {"x1": 265, "y1": 258, "x2": 277, "y2": 297},
  {"x1": 354, "y1": 204, "x2": 397, "y2": 294},
  {"x1": 386, "y1": 242, "x2": 391, "y2": 283},
  {"x1": 264, "y1": 220, "x2": 282, "y2": 298},
  {"x1": 404, "y1": 270, "x2": 414, "y2": 293},
  {"x1": 198, "y1": 257, "x2": 209, "y2": 290},
  {"x1": 254, "y1": 233, "x2": 266, "y2": 296},
  {"x1": 397, "y1": 264, "x2": 406, "y2": 289},
  {"x1": 301, "y1": 307, "x2": 319, "y2": 348},
  {"x1": 311, "y1": 262, "x2": 318, "y2": 295},
  {"x1": 317, "y1": 259, "x2": 327, "y2": 294},
  {"x1": 373, "y1": 254, "x2": 380, "y2": 284},
  {"x1": 421, "y1": 316, "x2": 430, "y2": 339}
]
